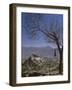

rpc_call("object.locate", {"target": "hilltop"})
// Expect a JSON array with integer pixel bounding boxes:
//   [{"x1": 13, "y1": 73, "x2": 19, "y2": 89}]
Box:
[{"x1": 22, "y1": 54, "x2": 60, "y2": 77}]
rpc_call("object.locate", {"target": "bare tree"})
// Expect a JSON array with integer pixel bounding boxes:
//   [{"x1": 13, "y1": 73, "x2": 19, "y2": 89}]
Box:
[{"x1": 22, "y1": 13, "x2": 63, "y2": 74}]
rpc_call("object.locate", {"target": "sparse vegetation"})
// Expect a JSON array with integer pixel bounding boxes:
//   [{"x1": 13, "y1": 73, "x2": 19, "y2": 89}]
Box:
[{"x1": 22, "y1": 54, "x2": 63, "y2": 77}]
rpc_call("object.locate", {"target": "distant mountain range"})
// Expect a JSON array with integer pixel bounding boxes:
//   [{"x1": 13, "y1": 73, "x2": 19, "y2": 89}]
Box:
[{"x1": 21, "y1": 46, "x2": 59, "y2": 60}]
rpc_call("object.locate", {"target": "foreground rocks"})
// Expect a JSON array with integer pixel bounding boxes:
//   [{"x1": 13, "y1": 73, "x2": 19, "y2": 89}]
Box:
[{"x1": 22, "y1": 54, "x2": 61, "y2": 77}]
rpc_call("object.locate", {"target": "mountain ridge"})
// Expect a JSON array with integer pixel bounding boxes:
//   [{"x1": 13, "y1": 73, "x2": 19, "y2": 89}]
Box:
[{"x1": 22, "y1": 46, "x2": 59, "y2": 59}]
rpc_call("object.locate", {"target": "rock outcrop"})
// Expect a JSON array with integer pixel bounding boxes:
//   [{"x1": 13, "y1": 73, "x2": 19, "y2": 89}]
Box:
[{"x1": 22, "y1": 54, "x2": 60, "y2": 77}]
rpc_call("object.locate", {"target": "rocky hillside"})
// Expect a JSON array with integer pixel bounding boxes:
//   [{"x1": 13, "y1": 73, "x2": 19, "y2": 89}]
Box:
[{"x1": 22, "y1": 54, "x2": 60, "y2": 77}]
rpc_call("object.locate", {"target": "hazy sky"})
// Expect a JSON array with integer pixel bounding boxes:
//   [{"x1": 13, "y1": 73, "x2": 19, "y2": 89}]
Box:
[{"x1": 21, "y1": 12, "x2": 63, "y2": 48}]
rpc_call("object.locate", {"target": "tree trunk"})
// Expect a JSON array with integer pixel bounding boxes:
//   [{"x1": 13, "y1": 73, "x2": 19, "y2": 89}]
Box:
[
  {"x1": 59, "y1": 51, "x2": 63, "y2": 74},
  {"x1": 56, "y1": 41, "x2": 63, "y2": 74},
  {"x1": 59, "y1": 50, "x2": 63, "y2": 74}
]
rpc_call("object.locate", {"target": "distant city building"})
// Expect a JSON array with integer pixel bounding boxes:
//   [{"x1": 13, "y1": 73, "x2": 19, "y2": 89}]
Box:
[{"x1": 31, "y1": 54, "x2": 41, "y2": 61}]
